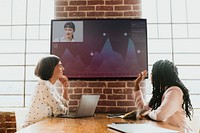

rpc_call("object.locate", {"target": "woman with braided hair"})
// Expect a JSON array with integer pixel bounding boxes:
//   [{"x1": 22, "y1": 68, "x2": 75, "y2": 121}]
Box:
[{"x1": 133, "y1": 60, "x2": 193, "y2": 132}]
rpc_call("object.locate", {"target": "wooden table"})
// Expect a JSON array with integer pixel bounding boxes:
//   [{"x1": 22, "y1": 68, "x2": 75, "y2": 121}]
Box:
[{"x1": 17, "y1": 113, "x2": 182, "y2": 133}]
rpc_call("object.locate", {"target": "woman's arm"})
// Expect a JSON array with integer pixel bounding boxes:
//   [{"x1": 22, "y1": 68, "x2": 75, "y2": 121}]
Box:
[
  {"x1": 133, "y1": 90, "x2": 150, "y2": 110},
  {"x1": 148, "y1": 87, "x2": 183, "y2": 121},
  {"x1": 59, "y1": 75, "x2": 69, "y2": 100},
  {"x1": 132, "y1": 70, "x2": 150, "y2": 110},
  {"x1": 44, "y1": 85, "x2": 69, "y2": 115},
  {"x1": 62, "y1": 87, "x2": 69, "y2": 100},
  {"x1": 133, "y1": 70, "x2": 147, "y2": 91}
]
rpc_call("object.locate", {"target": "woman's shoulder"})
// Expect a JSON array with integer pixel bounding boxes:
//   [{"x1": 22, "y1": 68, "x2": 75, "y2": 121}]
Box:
[
  {"x1": 37, "y1": 80, "x2": 52, "y2": 90},
  {"x1": 38, "y1": 79, "x2": 48, "y2": 86},
  {"x1": 165, "y1": 86, "x2": 183, "y2": 95}
]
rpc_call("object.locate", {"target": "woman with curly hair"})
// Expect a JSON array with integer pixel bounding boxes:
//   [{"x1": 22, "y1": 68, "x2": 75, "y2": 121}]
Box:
[{"x1": 133, "y1": 60, "x2": 193, "y2": 132}]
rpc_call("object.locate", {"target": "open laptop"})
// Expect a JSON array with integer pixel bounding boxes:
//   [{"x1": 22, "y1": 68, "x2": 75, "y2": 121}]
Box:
[{"x1": 57, "y1": 95, "x2": 100, "y2": 118}]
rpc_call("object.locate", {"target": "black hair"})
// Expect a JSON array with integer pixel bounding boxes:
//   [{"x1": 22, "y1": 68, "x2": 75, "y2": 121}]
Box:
[
  {"x1": 64, "y1": 22, "x2": 75, "y2": 32},
  {"x1": 34, "y1": 55, "x2": 60, "y2": 80},
  {"x1": 149, "y1": 60, "x2": 193, "y2": 120}
]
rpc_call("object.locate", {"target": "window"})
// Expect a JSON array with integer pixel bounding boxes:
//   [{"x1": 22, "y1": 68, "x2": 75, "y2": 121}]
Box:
[
  {"x1": 0, "y1": 0, "x2": 54, "y2": 107},
  {"x1": 142, "y1": 0, "x2": 200, "y2": 109}
]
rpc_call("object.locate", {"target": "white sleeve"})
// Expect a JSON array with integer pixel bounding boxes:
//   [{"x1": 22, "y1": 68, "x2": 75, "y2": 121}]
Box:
[
  {"x1": 42, "y1": 86, "x2": 69, "y2": 116},
  {"x1": 133, "y1": 90, "x2": 150, "y2": 110},
  {"x1": 148, "y1": 87, "x2": 183, "y2": 121}
]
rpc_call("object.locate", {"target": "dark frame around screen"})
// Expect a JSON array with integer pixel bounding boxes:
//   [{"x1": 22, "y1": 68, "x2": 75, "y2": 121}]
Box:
[{"x1": 50, "y1": 19, "x2": 148, "y2": 80}]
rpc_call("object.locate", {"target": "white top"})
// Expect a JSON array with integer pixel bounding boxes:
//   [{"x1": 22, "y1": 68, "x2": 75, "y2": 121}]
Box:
[
  {"x1": 54, "y1": 36, "x2": 75, "y2": 42},
  {"x1": 133, "y1": 86, "x2": 192, "y2": 132},
  {"x1": 22, "y1": 80, "x2": 68, "y2": 128}
]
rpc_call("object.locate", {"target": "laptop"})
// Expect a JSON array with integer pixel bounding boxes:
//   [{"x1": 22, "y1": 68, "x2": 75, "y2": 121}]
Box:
[{"x1": 57, "y1": 95, "x2": 100, "y2": 118}]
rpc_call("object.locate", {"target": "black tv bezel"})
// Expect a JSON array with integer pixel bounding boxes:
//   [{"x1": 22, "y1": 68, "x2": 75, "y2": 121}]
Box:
[{"x1": 50, "y1": 18, "x2": 148, "y2": 80}]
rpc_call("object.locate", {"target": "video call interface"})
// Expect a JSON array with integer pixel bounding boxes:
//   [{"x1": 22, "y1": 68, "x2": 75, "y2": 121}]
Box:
[{"x1": 51, "y1": 19, "x2": 148, "y2": 79}]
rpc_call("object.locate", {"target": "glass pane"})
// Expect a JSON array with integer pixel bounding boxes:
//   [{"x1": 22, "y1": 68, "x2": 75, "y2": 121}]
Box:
[
  {"x1": 158, "y1": 24, "x2": 171, "y2": 38},
  {"x1": 27, "y1": 25, "x2": 40, "y2": 39},
  {"x1": 25, "y1": 95, "x2": 31, "y2": 107},
  {"x1": 0, "y1": 41, "x2": 25, "y2": 53},
  {"x1": 187, "y1": 0, "x2": 200, "y2": 22},
  {"x1": 173, "y1": 24, "x2": 188, "y2": 38},
  {"x1": 174, "y1": 54, "x2": 200, "y2": 65},
  {"x1": 141, "y1": 0, "x2": 157, "y2": 23},
  {"x1": 26, "y1": 40, "x2": 50, "y2": 53},
  {"x1": 145, "y1": 79, "x2": 153, "y2": 94},
  {"x1": 12, "y1": 0, "x2": 26, "y2": 24},
  {"x1": 39, "y1": 25, "x2": 51, "y2": 39},
  {"x1": 0, "y1": 0, "x2": 54, "y2": 107},
  {"x1": 147, "y1": 24, "x2": 158, "y2": 38},
  {"x1": 183, "y1": 80, "x2": 200, "y2": 94},
  {"x1": 40, "y1": 0, "x2": 54, "y2": 24},
  {"x1": 177, "y1": 66, "x2": 200, "y2": 79},
  {"x1": 0, "y1": 96, "x2": 23, "y2": 107},
  {"x1": 0, "y1": 26, "x2": 11, "y2": 39},
  {"x1": 148, "y1": 54, "x2": 172, "y2": 65},
  {"x1": 188, "y1": 24, "x2": 200, "y2": 38},
  {"x1": 26, "y1": 66, "x2": 38, "y2": 80},
  {"x1": 12, "y1": 26, "x2": 26, "y2": 39},
  {"x1": 0, "y1": 82, "x2": 23, "y2": 94},
  {"x1": 148, "y1": 39, "x2": 172, "y2": 53},
  {"x1": 0, "y1": 0, "x2": 11, "y2": 25},
  {"x1": 0, "y1": 54, "x2": 24, "y2": 65},
  {"x1": 25, "y1": 81, "x2": 37, "y2": 94},
  {"x1": 190, "y1": 95, "x2": 200, "y2": 108},
  {"x1": 174, "y1": 39, "x2": 200, "y2": 53},
  {"x1": 0, "y1": 66, "x2": 24, "y2": 80},
  {"x1": 26, "y1": 54, "x2": 49, "y2": 65},
  {"x1": 27, "y1": 0, "x2": 40, "y2": 24},
  {"x1": 157, "y1": 0, "x2": 171, "y2": 23},
  {"x1": 171, "y1": 0, "x2": 187, "y2": 23}
]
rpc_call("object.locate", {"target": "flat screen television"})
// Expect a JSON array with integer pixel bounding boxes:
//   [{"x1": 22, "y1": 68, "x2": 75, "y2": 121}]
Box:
[{"x1": 50, "y1": 19, "x2": 148, "y2": 79}]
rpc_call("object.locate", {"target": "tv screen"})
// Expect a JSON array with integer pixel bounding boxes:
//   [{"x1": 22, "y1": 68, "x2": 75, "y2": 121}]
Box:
[{"x1": 50, "y1": 19, "x2": 148, "y2": 79}]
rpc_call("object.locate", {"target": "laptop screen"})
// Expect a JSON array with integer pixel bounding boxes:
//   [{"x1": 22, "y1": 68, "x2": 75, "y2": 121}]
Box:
[{"x1": 75, "y1": 95, "x2": 100, "y2": 117}]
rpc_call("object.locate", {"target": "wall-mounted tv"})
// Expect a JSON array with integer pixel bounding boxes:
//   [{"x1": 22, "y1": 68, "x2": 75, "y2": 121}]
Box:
[{"x1": 50, "y1": 19, "x2": 148, "y2": 79}]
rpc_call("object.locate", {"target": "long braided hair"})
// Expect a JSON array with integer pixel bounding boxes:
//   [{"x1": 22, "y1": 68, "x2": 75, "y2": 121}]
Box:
[{"x1": 148, "y1": 60, "x2": 193, "y2": 120}]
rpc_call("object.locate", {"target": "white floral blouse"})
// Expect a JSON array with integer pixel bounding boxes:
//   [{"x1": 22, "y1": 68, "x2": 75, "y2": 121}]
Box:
[{"x1": 22, "y1": 80, "x2": 69, "y2": 128}]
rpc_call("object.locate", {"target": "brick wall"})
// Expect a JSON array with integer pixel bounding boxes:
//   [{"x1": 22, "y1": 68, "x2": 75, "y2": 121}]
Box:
[
  {"x1": 55, "y1": 0, "x2": 141, "y2": 19},
  {"x1": 0, "y1": 112, "x2": 16, "y2": 133},
  {"x1": 54, "y1": 0, "x2": 144, "y2": 113}
]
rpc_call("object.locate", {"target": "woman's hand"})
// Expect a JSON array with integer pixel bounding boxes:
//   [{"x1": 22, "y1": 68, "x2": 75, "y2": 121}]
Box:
[
  {"x1": 59, "y1": 75, "x2": 69, "y2": 88},
  {"x1": 138, "y1": 109, "x2": 151, "y2": 119},
  {"x1": 59, "y1": 75, "x2": 69, "y2": 100},
  {"x1": 133, "y1": 70, "x2": 148, "y2": 91}
]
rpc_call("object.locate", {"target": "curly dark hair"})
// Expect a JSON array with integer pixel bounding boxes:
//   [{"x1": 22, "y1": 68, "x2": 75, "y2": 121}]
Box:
[
  {"x1": 34, "y1": 55, "x2": 60, "y2": 80},
  {"x1": 149, "y1": 60, "x2": 193, "y2": 120}
]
